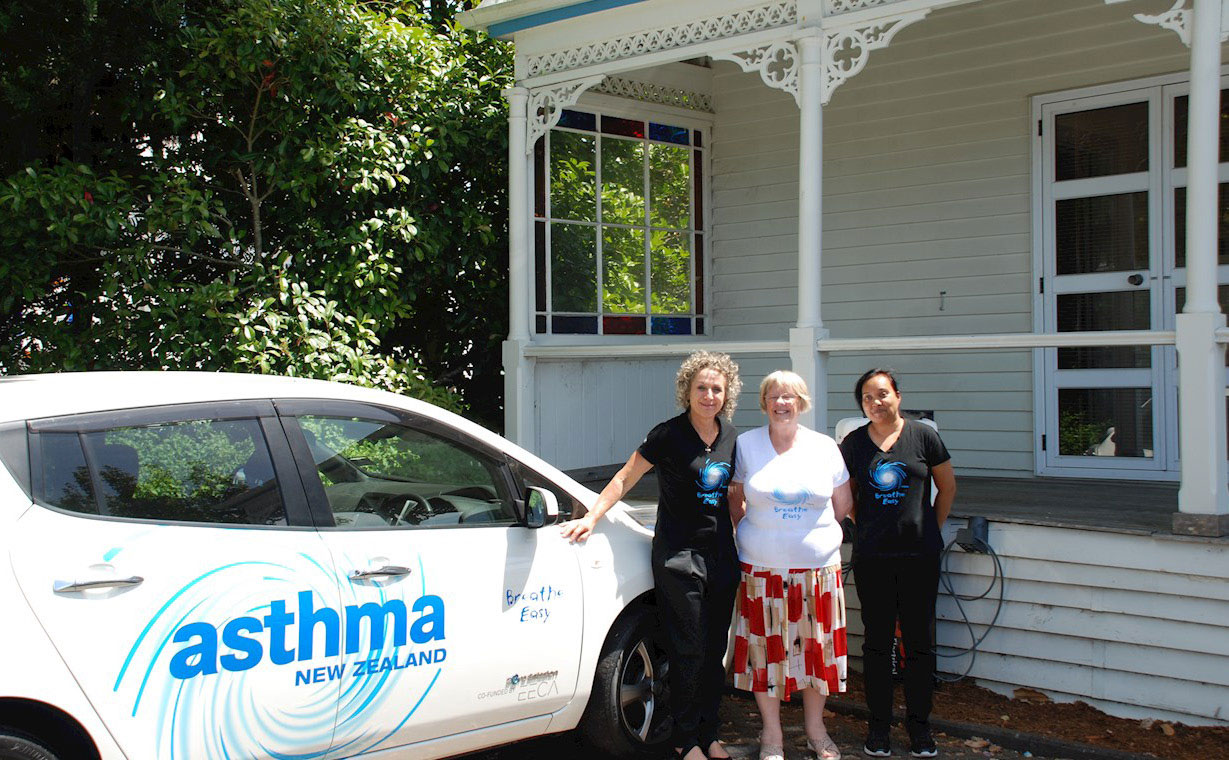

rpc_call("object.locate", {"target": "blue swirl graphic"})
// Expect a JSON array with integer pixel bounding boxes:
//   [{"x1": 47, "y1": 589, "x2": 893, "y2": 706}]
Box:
[
  {"x1": 771, "y1": 487, "x2": 815, "y2": 505},
  {"x1": 111, "y1": 546, "x2": 444, "y2": 759},
  {"x1": 696, "y1": 459, "x2": 731, "y2": 492},
  {"x1": 869, "y1": 461, "x2": 908, "y2": 492}
]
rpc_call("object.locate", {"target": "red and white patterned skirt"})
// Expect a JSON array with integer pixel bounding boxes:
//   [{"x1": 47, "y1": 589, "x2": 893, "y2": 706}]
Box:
[{"x1": 732, "y1": 561, "x2": 847, "y2": 700}]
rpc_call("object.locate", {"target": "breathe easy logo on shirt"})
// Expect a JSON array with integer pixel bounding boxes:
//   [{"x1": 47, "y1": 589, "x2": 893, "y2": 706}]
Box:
[
  {"x1": 695, "y1": 458, "x2": 731, "y2": 507},
  {"x1": 869, "y1": 460, "x2": 908, "y2": 506}
]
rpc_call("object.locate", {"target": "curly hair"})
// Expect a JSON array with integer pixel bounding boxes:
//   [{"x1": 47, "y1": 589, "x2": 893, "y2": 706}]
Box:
[{"x1": 674, "y1": 351, "x2": 741, "y2": 420}]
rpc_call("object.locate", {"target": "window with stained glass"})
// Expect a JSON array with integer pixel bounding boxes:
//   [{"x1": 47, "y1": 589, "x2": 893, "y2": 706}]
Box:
[{"x1": 534, "y1": 109, "x2": 705, "y2": 336}]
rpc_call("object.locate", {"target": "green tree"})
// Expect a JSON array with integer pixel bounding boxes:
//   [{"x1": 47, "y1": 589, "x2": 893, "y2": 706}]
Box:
[{"x1": 0, "y1": 0, "x2": 511, "y2": 425}]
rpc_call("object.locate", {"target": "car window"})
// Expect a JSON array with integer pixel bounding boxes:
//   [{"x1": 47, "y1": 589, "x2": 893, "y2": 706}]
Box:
[
  {"x1": 297, "y1": 415, "x2": 516, "y2": 529},
  {"x1": 510, "y1": 460, "x2": 583, "y2": 520},
  {"x1": 35, "y1": 418, "x2": 287, "y2": 526}
]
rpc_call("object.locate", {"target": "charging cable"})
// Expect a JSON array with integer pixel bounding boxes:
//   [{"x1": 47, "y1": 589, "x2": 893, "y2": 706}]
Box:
[{"x1": 935, "y1": 519, "x2": 1006, "y2": 682}]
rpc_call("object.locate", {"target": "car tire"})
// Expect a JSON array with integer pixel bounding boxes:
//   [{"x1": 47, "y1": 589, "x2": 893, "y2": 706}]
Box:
[
  {"x1": 0, "y1": 732, "x2": 59, "y2": 760},
  {"x1": 579, "y1": 605, "x2": 672, "y2": 759}
]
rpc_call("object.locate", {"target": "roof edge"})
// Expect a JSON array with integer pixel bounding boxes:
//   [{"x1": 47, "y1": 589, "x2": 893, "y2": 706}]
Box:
[{"x1": 460, "y1": 0, "x2": 647, "y2": 37}]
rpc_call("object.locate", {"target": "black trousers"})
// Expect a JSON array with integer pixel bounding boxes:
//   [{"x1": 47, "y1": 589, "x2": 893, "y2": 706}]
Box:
[
  {"x1": 853, "y1": 554, "x2": 941, "y2": 736},
  {"x1": 653, "y1": 542, "x2": 739, "y2": 752}
]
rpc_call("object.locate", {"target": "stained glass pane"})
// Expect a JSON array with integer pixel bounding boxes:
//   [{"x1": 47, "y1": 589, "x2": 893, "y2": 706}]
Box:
[
  {"x1": 602, "y1": 115, "x2": 645, "y2": 138},
  {"x1": 534, "y1": 137, "x2": 546, "y2": 218},
  {"x1": 602, "y1": 227, "x2": 646, "y2": 314},
  {"x1": 557, "y1": 109, "x2": 596, "y2": 131},
  {"x1": 651, "y1": 316, "x2": 692, "y2": 335},
  {"x1": 1056, "y1": 291, "x2": 1151, "y2": 368},
  {"x1": 1055, "y1": 102, "x2": 1148, "y2": 181},
  {"x1": 535, "y1": 221, "x2": 546, "y2": 311},
  {"x1": 650, "y1": 144, "x2": 690, "y2": 229},
  {"x1": 552, "y1": 315, "x2": 597, "y2": 334},
  {"x1": 535, "y1": 314, "x2": 547, "y2": 334},
  {"x1": 649, "y1": 122, "x2": 689, "y2": 145},
  {"x1": 1055, "y1": 193, "x2": 1148, "y2": 275},
  {"x1": 551, "y1": 131, "x2": 596, "y2": 222},
  {"x1": 693, "y1": 149, "x2": 704, "y2": 228},
  {"x1": 603, "y1": 316, "x2": 646, "y2": 335},
  {"x1": 601, "y1": 138, "x2": 644, "y2": 226},
  {"x1": 1058, "y1": 388, "x2": 1153, "y2": 458},
  {"x1": 693, "y1": 130, "x2": 703, "y2": 148},
  {"x1": 552, "y1": 223, "x2": 596, "y2": 312},
  {"x1": 651, "y1": 230, "x2": 691, "y2": 314},
  {"x1": 1174, "y1": 184, "x2": 1229, "y2": 267},
  {"x1": 696, "y1": 317, "x2": 705, "y2": 334},
  {"x1": 695, "y1": 235, "x2": 704, "y2": 314},
  {"x1": 1173, "y1": 90, "x2": 1229, "y2": 167}
]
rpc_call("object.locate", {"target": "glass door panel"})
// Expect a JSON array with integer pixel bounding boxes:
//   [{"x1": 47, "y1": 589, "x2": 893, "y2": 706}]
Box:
[{"x1": 1043, "y1": 90, "x2": 1165, "y2": 474}]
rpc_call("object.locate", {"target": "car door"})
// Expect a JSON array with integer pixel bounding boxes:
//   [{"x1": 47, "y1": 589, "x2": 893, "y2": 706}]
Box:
[
  {"x1": 9, "y1": 401, "x2": 345, "y2": 760},
  {"x1": 276, "y1": 399, "x2": 583, "y2": 756}
]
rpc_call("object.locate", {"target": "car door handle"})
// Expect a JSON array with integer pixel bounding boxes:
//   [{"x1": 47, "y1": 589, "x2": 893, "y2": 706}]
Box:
[
  {"x1": 53, "y1": 576, "x2": 144, "y2": 593},
  {"x1": 350, "y1": 565, "x2": 412, "y2": 580}
]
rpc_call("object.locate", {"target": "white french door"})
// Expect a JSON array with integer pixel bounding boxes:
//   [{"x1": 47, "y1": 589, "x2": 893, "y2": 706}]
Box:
[{"x1": 1036, "y1": 74, "x2": 1229, "y2": 480}]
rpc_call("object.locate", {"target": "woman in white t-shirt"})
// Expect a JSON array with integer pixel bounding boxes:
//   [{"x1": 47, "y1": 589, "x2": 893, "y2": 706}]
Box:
[{"x1": 729, "y1": 370, "x2": 853, "y2": 760}]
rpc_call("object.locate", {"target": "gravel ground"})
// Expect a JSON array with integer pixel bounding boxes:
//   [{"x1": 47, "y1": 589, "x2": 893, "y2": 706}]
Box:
[{"x1": 458, "y1": 695, "x2": 1059, "y2": 759}]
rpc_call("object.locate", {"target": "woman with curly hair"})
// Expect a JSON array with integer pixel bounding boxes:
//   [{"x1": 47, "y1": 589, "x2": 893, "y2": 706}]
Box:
[{"x1": 562, "y1": 350, "x2": 743, "y2": 760}]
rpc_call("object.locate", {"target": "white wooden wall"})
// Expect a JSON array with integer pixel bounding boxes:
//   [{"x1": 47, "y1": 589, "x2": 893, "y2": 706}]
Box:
[
  {"x1": 533, "y1": 353, "x2": 791, "y2": 470},
  {"x1": 843, "y1": 519, "x2": 1229, "y2": 726},
  {"x1": 709, "y1": 0, "x2": 1195, "y2": 476}
]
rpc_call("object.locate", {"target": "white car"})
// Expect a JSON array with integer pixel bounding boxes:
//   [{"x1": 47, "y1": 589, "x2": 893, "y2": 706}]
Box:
[{"x1": 0, "y1": 373, "x2": 668, "y2": 760}]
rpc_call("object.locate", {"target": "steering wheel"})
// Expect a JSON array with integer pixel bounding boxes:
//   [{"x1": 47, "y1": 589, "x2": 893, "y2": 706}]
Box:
[{"x1": 394, "y1": 493, "x2": 433, "y2": 526}]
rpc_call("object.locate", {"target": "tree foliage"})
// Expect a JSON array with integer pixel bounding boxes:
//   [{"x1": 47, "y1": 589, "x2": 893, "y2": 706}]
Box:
[{"x1": 0, "y1": 0, "x2": 511, "y2": 425}]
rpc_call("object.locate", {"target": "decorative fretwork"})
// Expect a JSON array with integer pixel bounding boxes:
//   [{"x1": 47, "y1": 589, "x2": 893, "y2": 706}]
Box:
[
  {"x1": 824, "y1": 0, "x2": 896, "y2": 13},
  {"x1": 712, "y1": 42, "x2": 800, "y2": 106},
  {"x1": 591, "y1": 77, "x2": 715, "y2": 113},
  {"x1": 1103, "y1": 0, "x2": 1229, "y2": 47},
  {"x1": 822, "y1": 11, "x2": 927, "y2": 103},
  {"x1": 525, "y1": 1, "x2": 797, "y2": 77},
  {"x1": 526, "y1": 75, "x2": 605, "y2": 152}
]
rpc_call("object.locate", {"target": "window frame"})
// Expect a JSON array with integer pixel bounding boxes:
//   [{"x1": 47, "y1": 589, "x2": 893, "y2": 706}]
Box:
[
  {"x1": 274, "y1": 398, "x2": 525, "y2": 530},
  {"x1": 26, "y1": 400, "x2": 314, "y2": 529},
  {"x1": 535, "y1": 95, "x2": 713, "y2": 342}
]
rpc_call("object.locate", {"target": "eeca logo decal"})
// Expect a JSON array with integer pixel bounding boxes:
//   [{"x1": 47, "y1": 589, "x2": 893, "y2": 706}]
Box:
[{"x1": 167, "y1": 589, "x2": 446, "y2": 683}]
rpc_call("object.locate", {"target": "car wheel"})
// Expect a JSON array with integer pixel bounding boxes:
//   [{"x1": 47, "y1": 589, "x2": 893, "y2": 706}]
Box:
[
  {"x1": 580, "y1": 605, "x2": 672, "y2": 758},
  {"x1": 0, "y1": 732, "x2": 59, "y2": 760}
]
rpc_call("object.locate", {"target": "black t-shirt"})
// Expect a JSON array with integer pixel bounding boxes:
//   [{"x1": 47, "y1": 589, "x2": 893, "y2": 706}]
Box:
[
  {"x1": 638, "y1": 412, "x2": 737, "y2": 551},
  {"x1": 839, "y1": 419, "x2": 950, "y2": 558}
]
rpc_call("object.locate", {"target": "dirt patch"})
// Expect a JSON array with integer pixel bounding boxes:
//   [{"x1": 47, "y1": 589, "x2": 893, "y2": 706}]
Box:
[{"x1": 821, "y1": 670, "x2": 1229, "y2": 759}]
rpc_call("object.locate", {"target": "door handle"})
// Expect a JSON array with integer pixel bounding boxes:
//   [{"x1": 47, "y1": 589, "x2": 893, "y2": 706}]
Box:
[
  {"x1": 53, "y1": 576, "x2": 144, "y2": 593},
  {"x1": 1128, "y1": 273, "x2": 1145, "y2": 286},
  {"x1": 350, "y1": 565, "x2": 412, "y2": 580}
]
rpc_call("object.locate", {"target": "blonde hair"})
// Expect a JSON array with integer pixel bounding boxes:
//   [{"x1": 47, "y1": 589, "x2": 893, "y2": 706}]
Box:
[
  {"x1": 758, "y1": 370, "x2": 812, "y2": 413},
  {"x1": 675, "y1": 351, "x2": 741, "y2": 420}
]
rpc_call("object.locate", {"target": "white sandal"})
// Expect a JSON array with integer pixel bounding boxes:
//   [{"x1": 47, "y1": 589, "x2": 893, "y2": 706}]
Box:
[
  {"x1": 759, "y1": 734, "x2": 786, "y2": 760},
  {"x1": 807, "y1": 732, "x2": 842, "y2": 760}
]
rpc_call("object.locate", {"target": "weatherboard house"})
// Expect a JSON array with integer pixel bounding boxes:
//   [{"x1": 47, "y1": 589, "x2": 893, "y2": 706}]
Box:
[{"x1": 460, "y1": 0, "x2": 1229, "y2": 725}]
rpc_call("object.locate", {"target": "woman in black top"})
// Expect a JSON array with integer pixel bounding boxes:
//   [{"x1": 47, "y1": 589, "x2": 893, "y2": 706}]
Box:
[
  {"x1": 563, "y1": 351, "x2": 742, "y2": 760},
  {"x1": 839, "y1": 369, "x2": 956, "y2": 759}
]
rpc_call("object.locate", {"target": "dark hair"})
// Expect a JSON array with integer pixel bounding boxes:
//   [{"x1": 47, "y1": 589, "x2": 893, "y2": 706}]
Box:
[{"x1": 854, "y1": 368, "x2": 900, "y2": 403}]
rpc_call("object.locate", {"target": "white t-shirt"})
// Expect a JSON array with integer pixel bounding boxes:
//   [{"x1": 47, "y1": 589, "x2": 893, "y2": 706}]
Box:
[{"x1": 732, "y1": 425, "x2": 850, "y2": 569}]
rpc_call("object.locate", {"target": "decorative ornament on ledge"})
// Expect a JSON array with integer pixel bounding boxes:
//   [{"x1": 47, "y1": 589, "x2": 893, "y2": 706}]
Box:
[
  {"x1": 525, "y1": 75, "x2": 604, "y2": 152},
  {"x1": 823, "y1": 0, "x2": 896, "y2": 12},
  {"x1": 712, "y1": 42, "x2": 801, "y2": 106},
  {"x1": 1103, "y1": 0, "x2": 1229, "y2": 47},
  {"x1": 591, "y1": 77, "x2": 715, "y2": 113},
  {"x1": 822, "y1": 11, "x2": 927, "y2": 103}
]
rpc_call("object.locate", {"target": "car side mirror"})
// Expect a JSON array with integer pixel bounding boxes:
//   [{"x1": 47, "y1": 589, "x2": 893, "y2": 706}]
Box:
[{"x1": 525, "y1": 486, "x2": 559, "y2": 529}]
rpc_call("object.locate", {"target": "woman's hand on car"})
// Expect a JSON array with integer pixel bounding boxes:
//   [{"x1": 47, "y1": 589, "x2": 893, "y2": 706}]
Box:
[{"x1": 560, "y1": 515, "x2": 598, "y2": 543}]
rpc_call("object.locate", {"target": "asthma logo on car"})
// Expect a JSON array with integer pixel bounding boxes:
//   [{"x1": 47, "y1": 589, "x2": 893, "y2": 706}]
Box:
[{"x1": 111, "y1": 552, "x2": 447, "y2": 759}]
